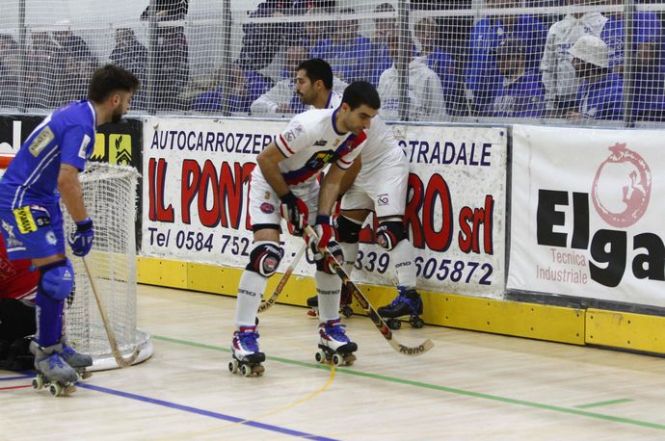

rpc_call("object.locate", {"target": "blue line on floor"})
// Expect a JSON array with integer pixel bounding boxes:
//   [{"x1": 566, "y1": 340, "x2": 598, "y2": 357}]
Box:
[
  {"x1": 78, "y1": 383, "x2": 341, "y2": 441},
  {"x1": 0, "y1": 374, "x2": 32, "y2": 381}
]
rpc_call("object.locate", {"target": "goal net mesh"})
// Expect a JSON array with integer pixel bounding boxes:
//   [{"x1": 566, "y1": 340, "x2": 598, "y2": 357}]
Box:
[
  {"x1": 63, "y1": 162, "x2": 152, "y2": 371},
  {"x1": 0, "y1": 1, "x2": 663, "y2": 125}
]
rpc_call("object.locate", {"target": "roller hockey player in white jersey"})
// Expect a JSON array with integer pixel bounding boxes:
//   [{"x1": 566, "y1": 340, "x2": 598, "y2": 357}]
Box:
[
  {"x1": 297, "y1": 58, "x2": 423, "y2": 330},
  {"x1": 0, "y1": 65, "x2": 139, "y2": 395},
  {"x1": 230, "y1": 81, "x2": 380, "y2": 376}
]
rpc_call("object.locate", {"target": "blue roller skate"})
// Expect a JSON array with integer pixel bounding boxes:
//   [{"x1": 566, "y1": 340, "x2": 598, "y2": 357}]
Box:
[
  {"x1": 229, "y1": 326, "x2": 265, "y2": 377},
  {"x1": 377, "y1": 288, "x2": 424, "y2": 330}
]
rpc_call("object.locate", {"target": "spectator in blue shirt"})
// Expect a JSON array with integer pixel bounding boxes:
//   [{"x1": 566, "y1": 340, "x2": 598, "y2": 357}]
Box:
[
  {"x1": 368, "y1": 2, "x2": 396, "y2": 87},
  {"x1": 414, "y1": 17, "x2": 463, "y2": 116},
  {"x1": 311, "y1": 7, "x2": 373, "y2": 85},
  {"x1": 464, "y1": 0, "x2": 547, "y2": 116},
  {"x1": 568, "y1": 35, "x2": 624, "y2": 121},
  {"x1": 493, "y1": 38, "x2": 545, "y2": 118}
]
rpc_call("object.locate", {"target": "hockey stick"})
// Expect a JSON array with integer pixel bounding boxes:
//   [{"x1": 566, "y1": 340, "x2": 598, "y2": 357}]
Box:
[
  {"x1": 258, "y1": 243, "x2": 307, "y2": 313},
  {"x1": 82, "y1": 257, "x2": 139, "y2": 368},
  {"x1": 304, "y1": 226, "x2": 434, "y2": 356}
]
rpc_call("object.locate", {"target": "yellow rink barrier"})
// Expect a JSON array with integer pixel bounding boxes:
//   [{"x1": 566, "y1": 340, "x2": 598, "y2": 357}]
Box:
[{"x1": 138, "y1": 256, "x2": 663, "y2": 356}]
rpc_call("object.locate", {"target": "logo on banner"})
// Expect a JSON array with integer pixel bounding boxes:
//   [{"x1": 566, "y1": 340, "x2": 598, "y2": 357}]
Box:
[{"x1": 591, "y1": 143, "x2": 651, "y2": 228}]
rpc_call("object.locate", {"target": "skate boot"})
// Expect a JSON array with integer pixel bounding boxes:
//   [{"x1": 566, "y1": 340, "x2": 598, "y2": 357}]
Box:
[
  {"x1": 229, "y1": 326, "x2": 265, "y2": 377},
  {"x1": 60, "y1": 342, "x2": 93, "y2": 379},
  {"x1": 30, "y1": 341, "x2": 79, "y2": 397},
  {"x1": 306, "y1": 283, "x2": 354, "y2": 318},
  {"x1": 315, "y1": 319, "x2": 357, "y2": 366},
  {"x1": 377, "y1": 288, "x2": 424, "y2": 330}
]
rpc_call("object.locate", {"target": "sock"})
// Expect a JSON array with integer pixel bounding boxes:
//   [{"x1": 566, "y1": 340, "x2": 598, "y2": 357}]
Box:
[
  {"x1": 315, "y1": 270, "x2": 341, "y2": 323},
  {"x1": 35, "y1": 292, "x2": 64, "y2": 348},
  {"x1": 235, "y1": 270, "x2": 267, "y2": 328},
  {"x1": 340, "y1": 241, "x2": 359, "y2": 276},
  {"x1": 392, "y1": 239, "x2": 417, "y2": 290}
]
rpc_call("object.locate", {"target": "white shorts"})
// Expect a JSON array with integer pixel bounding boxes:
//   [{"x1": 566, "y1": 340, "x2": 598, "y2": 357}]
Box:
[
  {"x1": 249, "y1": 172, "x2": 319, "y2": 231},
  {"x1": 341, "y1": 155, "x2": 409, "y2": 218}
]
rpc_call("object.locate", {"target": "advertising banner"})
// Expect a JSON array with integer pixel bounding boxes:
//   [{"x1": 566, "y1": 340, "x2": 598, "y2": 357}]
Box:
[
  {"x1": 508, "y1": 124, "x2": 665, "y2": 307},
  {"x1": 142, "y1": 117, "x2": 507, "y2": 296}
]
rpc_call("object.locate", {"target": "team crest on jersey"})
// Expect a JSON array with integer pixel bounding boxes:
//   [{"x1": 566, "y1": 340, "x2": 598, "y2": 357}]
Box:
[
  {"x1": 28, "y1": 126, "x2": 55, "y2": 157},
  {"x1": 305, "y1": 150, "x2": 336, "y2": 170},
  {"x1": 284, "y1": 123, "x2": 304, "y2": 143},
  {"x1": 46, "y1": 231, "x2": 57, "y2": 245}
]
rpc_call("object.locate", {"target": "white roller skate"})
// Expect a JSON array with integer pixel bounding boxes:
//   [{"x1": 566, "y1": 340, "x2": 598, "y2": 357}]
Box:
[
  {"x1": 229, "y1": 326, "x2": 265, "y2": 377},
  {"x1": 315, "y1": 319, "x2": 357, "y2": 367},
  {"x1": 30, "y1": 342, "x2": 80, "y2": 397}
]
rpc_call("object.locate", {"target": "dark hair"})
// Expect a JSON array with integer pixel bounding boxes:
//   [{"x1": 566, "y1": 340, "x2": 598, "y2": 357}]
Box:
[
  {"x1": 342, "y1": 81, "x2": 381, "y2": 110},
  {"x1": 375, "y1": 2, "x2": 395, "y2": 13},
  {"x1": 88, "y1": 64, "x2": 140, "y2": 102},
  {"x1": 297, "y1": 58, "x2": 333, "y2": 90}
]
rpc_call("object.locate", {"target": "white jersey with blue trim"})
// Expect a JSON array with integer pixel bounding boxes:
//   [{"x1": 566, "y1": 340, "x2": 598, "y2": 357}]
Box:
[
  {"x1": 0, "y1": 100, "x2": 96, "y2": 208},
  {"x1": 325, "y1": 90, "x2": 404, "y2": 171},
  {"x1": 269, "y1": 107, "x2": 367, "y2": 187}
]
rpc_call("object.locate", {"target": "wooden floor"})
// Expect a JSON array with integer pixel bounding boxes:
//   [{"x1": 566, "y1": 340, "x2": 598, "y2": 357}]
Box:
[{"x1": 3, "y1": 285, "x2": 665, "y2": 441}]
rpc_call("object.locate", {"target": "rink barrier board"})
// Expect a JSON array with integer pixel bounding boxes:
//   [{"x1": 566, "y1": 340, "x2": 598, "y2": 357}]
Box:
[{"x1": 137, "y1": 256, "x2": 585, "y2": 346}]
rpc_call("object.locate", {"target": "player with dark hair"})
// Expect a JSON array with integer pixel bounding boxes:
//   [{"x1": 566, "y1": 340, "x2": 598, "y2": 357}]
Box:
[
  {"x1": 0, "y1": 64, "x2": 139, "y2": 393},
  {"x1": 297, "y1": 58, "x2": 424, "y2": 329},
  {"x1": 230, "y1": 81, "x2": 379, "y2": 375}
]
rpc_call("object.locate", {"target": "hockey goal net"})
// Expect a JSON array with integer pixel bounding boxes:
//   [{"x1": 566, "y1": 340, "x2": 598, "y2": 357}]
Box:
[{"x1": 1, "y1": 158, "x2": 152, "y2": 370}]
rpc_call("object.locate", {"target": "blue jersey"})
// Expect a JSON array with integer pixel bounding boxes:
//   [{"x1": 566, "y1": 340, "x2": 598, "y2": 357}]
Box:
[
  {"x1": 601, "y1": 12, "x2": 662, "y2": 70},
  {"x1": 0, "y1": 100, "x2": 96, "y2": 209},
  {"x1": 493, "y1": 69, "x2": 545, "y2": 118},
  {"x1": 311, "y1": 36, "x2": 374, "y2": 85},
  {"x1": 577, "y1": 73, "x2": 624, "y2": 121}
]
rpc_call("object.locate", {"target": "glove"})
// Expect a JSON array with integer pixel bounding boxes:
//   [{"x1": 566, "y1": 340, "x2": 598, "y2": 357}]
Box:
[
  {"x1": 68, "y1": 218, "x2": 94, "y2": 257},
  {"x1": 307, "y1": 216, "x2": 344, "y2": 272},
  {"x1": 279, "y1": 191, "x2": 308, "y2": 236}
]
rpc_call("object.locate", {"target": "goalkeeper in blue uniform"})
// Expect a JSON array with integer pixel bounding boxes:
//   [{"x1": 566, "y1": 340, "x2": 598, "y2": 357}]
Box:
[{"x1": 0, "y1": 64, "x2": 139, "y2": 387}]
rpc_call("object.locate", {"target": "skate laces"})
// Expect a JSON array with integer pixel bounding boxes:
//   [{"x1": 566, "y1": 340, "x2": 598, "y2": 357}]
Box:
[
  {"x1": 47, "y1": 353, "x2": 65, "y2": 370},
  {"x1": 321, "y1": 320, "x2": 349, "y2": 343}
]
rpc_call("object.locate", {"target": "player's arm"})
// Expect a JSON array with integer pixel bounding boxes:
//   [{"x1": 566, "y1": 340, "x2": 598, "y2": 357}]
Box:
[
  {"x1": 318, "y1": 162, "x2": 354, "y2": 216},
  {"x1": 256, "y1": 142, "x2": 289, "y2": 197},
  {"x1": 338, "y1": 156, "x2": 361, "y2": 196},
  {"x1": 58, "y1": 164, "x2": 88, "y2": 222}
]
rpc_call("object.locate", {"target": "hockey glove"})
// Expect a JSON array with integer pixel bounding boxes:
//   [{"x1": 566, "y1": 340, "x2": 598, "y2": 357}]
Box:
[
  {"x1": 68, "y1": 218, "x2": 94, "y2": 257},
  {"x1": 279, "y1": 191, "x2": 308, "y2": 236},
  {"x1": 307, "y1": 216, "x2": 344, "y2": 273}
]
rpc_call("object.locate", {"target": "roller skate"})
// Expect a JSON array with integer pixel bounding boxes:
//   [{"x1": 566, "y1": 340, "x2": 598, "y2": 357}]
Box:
[
  {"x1": 315, "y1": 319, "x2": 357, "y2": 367},
  {"x1": 60, "y1": 341, "x2": 93, "y2": 380},
  {"x1": 377, "y1": 288, "x2": 424, "y2": 330},
  {"x1": 229, "y1": 326, "x2": 265, "y2": 377},
  {"x1": 306, "y1": 283, "x2": 354, "y2": 318},
  {"x1": 30, "y1": 342, "x2": 79, "y2": 397}
]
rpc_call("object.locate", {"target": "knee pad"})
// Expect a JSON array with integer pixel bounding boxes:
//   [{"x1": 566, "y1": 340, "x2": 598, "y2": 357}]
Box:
[
  {"x1": 245, "y1": 241, "x2": 284, "y2": 277},
  {"x1": 39, "y1": 259, "x2": 75, "y2": 301},
  {"x1": 376, "y1": 220, "x2": 407, "y2": 251},
  {"x1": 337, "y1": 215, "x2": 362, "y2": 244}
]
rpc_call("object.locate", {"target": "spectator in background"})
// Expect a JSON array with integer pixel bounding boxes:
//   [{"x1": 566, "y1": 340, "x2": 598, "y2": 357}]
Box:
[
  {"x1": 493, "y1": 38, "x2": 545, "y2": 118},
  {"x1": 53, "y1": 25, "x2": 99, "y2": 103},
  {"x1": 414, "y1": 17, "x2": 462, "y2": 116},
  {"x1": 192, "y1": 63, "x2": 273, "y2": 113},
  {"x1": 26, "y1": 31, "x2": 65, "y2": 108},
  {"x1": 155, "y1": 26, "x2": 190, "y2": 111},
  {"x1": 368, "y1": 2, "x2": 397, "y2": 87},
  {"x1": 110, "y1": 28, "x2": 148, "y2": 109},
  {"x1": 311, "y1": 8, "x2": 374, "y2": 85},
  {"x1": 568, "y1": 35, "x2": 624, "y2": 121},
  {"x1": 465, "y1": 0, "x2": 547, "y2": 116},
  {"x1": 541, "y1": 0, "x2": 608, "y2": 117},
  {"x1": 140, "y1": 0, "x2": 189, "y2": 21},
  {"x1": 238, "y1": 0, "x2": 291, "y2": 71},
  {"x1": 377, "y1": 32, "x2": 446, "y2": 121},
  {"x1": 0, "y1": 35, "x2": 20, "y2": 108},
  {"x1": 251, "y1": 45, "x2": 310, "y2": 115},
  {"x1": 296, "y1": 8, "x2": 331, "y2": 54}
]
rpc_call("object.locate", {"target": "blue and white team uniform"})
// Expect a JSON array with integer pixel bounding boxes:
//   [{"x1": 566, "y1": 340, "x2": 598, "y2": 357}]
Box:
[
  {"x1": 493, "y1": 69, "x2": 545, "y2": 118},
  {"x1": 577, "y1": 73, "x2": 624, "y2": 121},
  {"x1": 0, "y1": 100, "x2": 96, "y2": 260}
]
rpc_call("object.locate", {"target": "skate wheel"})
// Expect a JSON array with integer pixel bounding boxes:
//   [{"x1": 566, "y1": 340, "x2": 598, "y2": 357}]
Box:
[
  {"x1": 315, "y1": 350, "x2": 326, "y2": 364},
  {"x1": 387, "y1": 318, "x2": 401, "y2": 330},
  {"x1": 228, "y1": 359, "x2": 239, "y2": 374},
  {"x1": 240, "y1": 364, "x2": 252, "y2": 377},
  {"x1": 341, "y1": 305, "x2": 353, "y2": 318},
  {"x1": 32, "y1": 375, "x2": 44, "y2": 390},
  {"x1": 48, "y1": 383, "x2": 61, "y2": 397},
  {"x1": 410, "y1": 317, "x2": 424, "y2": 328},
  {"x1": 332, "y1": 353, "x2": 344, "y2": 366}
]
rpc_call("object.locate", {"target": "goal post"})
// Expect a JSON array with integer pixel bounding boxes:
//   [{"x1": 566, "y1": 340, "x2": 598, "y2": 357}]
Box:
[{"x1": 63, "y1": 162, "x2": 153, "y2": 371}]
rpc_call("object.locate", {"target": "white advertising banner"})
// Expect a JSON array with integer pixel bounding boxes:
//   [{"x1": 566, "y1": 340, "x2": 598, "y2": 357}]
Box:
[
  {"x1": 508, "y1": 124, "x2": 665, "y2": 307},
  {"x1": 142, "y1": 117, "x2": 507, "y2": 296}
]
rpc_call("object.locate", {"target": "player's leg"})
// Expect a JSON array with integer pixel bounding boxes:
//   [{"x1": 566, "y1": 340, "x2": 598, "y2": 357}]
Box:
[{"x1": 231, "y1": 178, "x2": 283, "y2": 371}]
